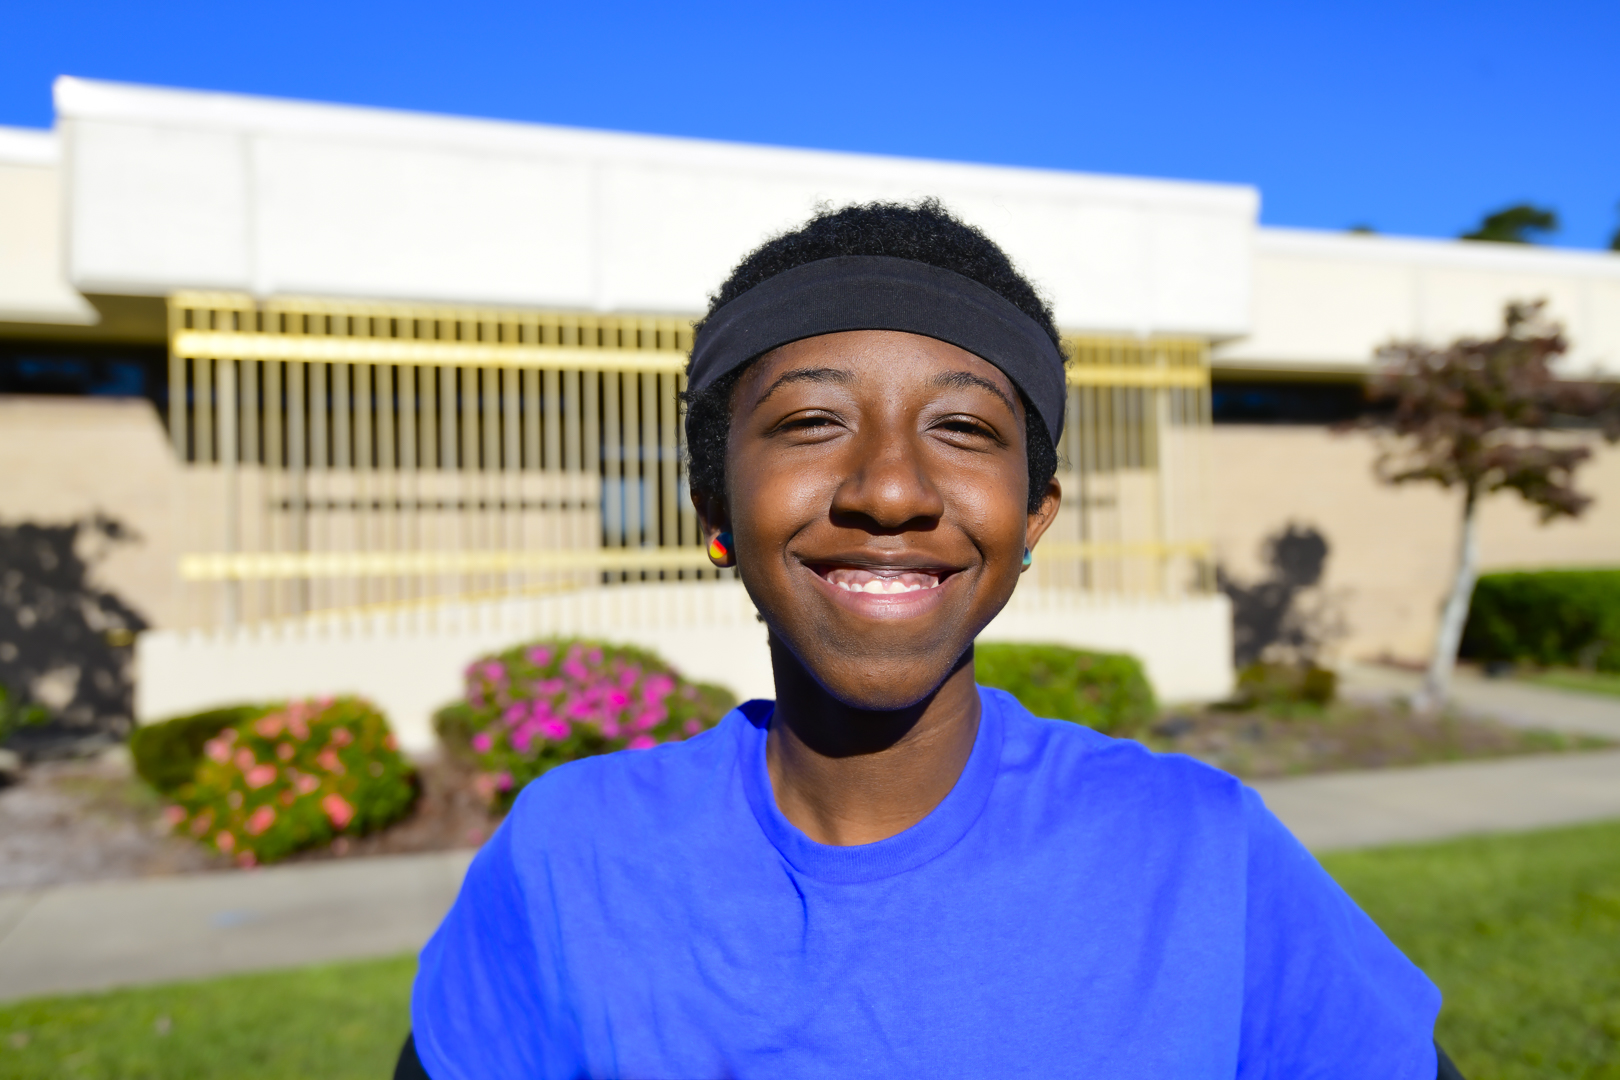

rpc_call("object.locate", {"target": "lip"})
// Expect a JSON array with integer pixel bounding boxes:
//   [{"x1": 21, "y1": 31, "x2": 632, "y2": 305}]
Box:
[{"x1": 799, "y1": 557, "x2": 965, "y2": 619}]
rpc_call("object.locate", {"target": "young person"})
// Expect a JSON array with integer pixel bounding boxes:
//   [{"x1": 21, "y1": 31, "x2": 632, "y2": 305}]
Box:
[{"x1": 403, "y1": 201, "x2": 1461, "y2": 1079}]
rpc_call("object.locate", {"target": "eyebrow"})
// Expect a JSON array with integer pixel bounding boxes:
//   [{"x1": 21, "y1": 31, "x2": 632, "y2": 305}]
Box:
[
  {"x1": 933, "y1": 370, "x2": 1018, "y2": 416},
  {"x1": 753, "y1": 367, "x2": 855, "y2": 406}
]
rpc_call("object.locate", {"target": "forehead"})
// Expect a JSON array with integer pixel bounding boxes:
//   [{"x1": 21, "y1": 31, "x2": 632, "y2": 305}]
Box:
[{"x1": 738, "y1": 330, "x2": 1021, "y2": 407}]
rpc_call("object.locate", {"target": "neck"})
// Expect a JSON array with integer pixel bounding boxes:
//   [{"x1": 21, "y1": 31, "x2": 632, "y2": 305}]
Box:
[{"x1": 765, "y1": 639, "x2": 981, "y2": 847}]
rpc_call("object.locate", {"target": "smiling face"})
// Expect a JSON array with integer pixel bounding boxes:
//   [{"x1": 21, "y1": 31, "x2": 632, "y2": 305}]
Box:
[{"x1": 700, "y1": 330, "x2": 1061, "y2": 712}]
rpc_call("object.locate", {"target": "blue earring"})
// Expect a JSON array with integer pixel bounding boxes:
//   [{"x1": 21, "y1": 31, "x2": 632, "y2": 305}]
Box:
[{"x1": 1021, "y1": 547, "x2": 1032, "y2": 568}]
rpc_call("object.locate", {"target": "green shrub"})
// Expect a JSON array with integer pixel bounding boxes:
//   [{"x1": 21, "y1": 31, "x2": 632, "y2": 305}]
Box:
[
  {"x1": 130, "y1": 703, "x2": 279, "y2": 794},
  {"x1": 1234, "y1": 661, "x2": 1338, "y2": 708},
  {"x1": 0, "y1": 682, "x2": 48, "y2": 746},
  {"x1": 1461, "y1": 569, "x2": 1620, "y2": 672},
  {"x1": 974, "y1": 643, "x2": 1157, "y2": 736},
  {"x1": 165, "y1": 697, "x2": 417, "y2": 866},
  {"x1": 434, "y1": 639, "x2": 736, "y2": 812}
]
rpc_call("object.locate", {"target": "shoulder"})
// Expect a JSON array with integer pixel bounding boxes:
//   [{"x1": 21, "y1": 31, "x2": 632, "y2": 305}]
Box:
[{"x1": 503, "y1": 703, "x2": 757, "y2": 847}]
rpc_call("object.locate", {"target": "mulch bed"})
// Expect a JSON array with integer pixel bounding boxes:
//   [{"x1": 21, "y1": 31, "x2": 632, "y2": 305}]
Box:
[
  {"x1": 0, "y1": 753, "x2": 496, "y2": 892},
  {"x1": 1, "y1": 698, "x2": 1610, "y2": 890},
  {"x1": 1143, "y1": 699, "x2": 1610, "y2": 780}
]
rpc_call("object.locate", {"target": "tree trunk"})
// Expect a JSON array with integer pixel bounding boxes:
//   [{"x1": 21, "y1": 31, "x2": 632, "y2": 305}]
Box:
[{"x1": 1419, "y1": 487, "x2": 1480, "y2": 711}]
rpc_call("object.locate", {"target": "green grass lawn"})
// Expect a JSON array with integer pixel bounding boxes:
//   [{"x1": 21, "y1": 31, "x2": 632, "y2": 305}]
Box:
[
  {"x1": 1323, "y1": 819, "x2": 1620, "y2": 1079},
  {"x1": 3, "y1": 821, "x2": 1618, "y2": 1079},
  {"x1": 0, "y1": 954, "x2": 414, "y2": 1080},
  {"x1": 1520, "y1": 668, "x2": 1620, "y2": 700}
]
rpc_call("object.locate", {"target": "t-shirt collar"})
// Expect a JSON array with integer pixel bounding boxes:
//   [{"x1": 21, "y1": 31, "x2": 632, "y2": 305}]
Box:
[{"x1": 736, "y1": 686, "x2": 1005, "y2": 885}]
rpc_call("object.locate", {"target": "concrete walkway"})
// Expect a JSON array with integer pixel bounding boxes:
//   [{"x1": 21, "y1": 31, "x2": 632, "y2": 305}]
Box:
[
  {"x1": 1341, "y1": 663, "x2": 1620, "y2": 740},
  {"x1": 5, "y1": 674, "x2": 1620, "y2": 1005},
  {"x1": 0, "y1": 850, "x2": 473, "y2": 1003}
]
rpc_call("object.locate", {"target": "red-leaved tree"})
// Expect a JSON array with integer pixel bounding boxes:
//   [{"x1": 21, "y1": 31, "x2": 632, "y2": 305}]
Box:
[{"x1": 1348, "y1": 302, "x2": 1620, "y2": 709}]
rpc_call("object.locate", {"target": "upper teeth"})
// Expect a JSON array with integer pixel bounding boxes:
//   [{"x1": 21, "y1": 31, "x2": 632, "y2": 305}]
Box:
[{"x1": 825, "y1": 568, "x2": 942, "y2": 594}]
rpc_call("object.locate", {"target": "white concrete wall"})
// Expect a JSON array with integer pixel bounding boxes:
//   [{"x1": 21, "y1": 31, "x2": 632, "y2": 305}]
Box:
[
  {"x1": 0, "y1": 128, "x2": 98, "y2": 325},
  {"x1": 1218, "y1": 228, "x2": 1620, "y2": 377},
  {"x1": 0, "y1": 396, "x2": 180, "y2": 628},
  {"x1": 55, "y1": 77, "x2": 1257, "y2": 338},
  {"x1": 136, "y1": 582, "x2": 1233, "y2": 750}
]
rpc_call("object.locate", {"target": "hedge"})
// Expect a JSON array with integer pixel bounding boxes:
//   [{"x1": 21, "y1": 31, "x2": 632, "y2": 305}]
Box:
[
  {"x1": 156, "y1": 697, "x2": 417, "y2": 866},
  {"x1": 435, "y1": 639, "x2": 737, "y2": 812},
  {"x1": 1461, "y1": 569, "x2": 1620, "y2": 672},
  {"x1": 974, "y1": 643, "x2": 1157, "y2": 736},
  {"x1": 130, "y1": 703, "x2": 279, "y2": 794}
]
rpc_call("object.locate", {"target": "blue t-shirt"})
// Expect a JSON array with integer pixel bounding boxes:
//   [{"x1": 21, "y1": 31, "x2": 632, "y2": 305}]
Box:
[{"x1": 413, "y1": 687, "x2": 1440, "y2": 1079}]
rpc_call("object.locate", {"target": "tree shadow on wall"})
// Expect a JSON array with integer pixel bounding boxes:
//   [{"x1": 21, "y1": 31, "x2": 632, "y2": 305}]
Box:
[
  {"x1": 0, "y1": 515, "x2": 150, "y2": 759},
  {"x1": 1217, "y1": 523, "x2": 1345, "y2": 668}
]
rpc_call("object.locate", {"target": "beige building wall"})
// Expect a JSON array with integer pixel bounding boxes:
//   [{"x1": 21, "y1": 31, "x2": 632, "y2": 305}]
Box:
[
  {"x1": 1208, "y1": 426, "x2": 1620, "y2": 663},
  {"x1": 0, "y1": 396, "x2": 180, "y2": 629}
]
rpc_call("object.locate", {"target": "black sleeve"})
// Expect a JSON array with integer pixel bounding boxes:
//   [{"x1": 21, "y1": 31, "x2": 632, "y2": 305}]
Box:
[
  {"x1": 1436, "y1": 1042, "x2": 1466, "y2": 1080},
  {"x1": 394, "y1": 1032, "x2": 431, "y2": 1080}
]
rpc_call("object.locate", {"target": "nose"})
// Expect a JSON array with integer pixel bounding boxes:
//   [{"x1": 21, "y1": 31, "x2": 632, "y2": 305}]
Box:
[{"x1": 829, "y1": 423, "x2": 945, "y2": 532}]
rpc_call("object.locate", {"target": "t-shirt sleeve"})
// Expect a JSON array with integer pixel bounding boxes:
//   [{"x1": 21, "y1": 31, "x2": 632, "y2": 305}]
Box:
[
  {"x1": 1237, "y1": 786, "x2": 1442, "y2": 1080},
  {"x1": 411, "y1": 812, "x2": 568, "y2": 1080}
]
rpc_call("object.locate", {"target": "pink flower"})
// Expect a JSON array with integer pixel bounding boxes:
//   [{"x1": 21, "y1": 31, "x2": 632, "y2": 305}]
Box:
[
  {"x1": 245, "y1": 764, "x2": 277, "y2": 789},
  {"x1": 162, "y1": 805, "x2": 187, "y2": 828},
  {"x1": 215, "y1": 830, "x2": 236, "y2": 853},
  {"x1": 204, "y1": 738, "x2": 231, "y2": 764},
  {"x1": 245, "y1": 804, "x2": 276, "y2": 836},
  {"x1": 495, "y1": 772, "x2": 513, "y2": 791},
  {"x1": 317, "y1": 748, "x2": 344, "y2": 774},
  {"x1": 684, "y1": 719, "x2": 702, "y2": 736},
  {"x1": 541, "y1": 719, "x2": 570, "y2": 740},
  {"x1": 330, "y1": 727, "x2": 354, "y2": 748},
  {"x1": 296, "y1": 773, "x2": 320, "y2": 795},
  {"x1": 191, "y1": 812, "x2": 213, "y2": 837},
  {"x1": 288, "y1": 716, "x2": 310, "y2": 741},
  {"x1": 471, "y1": 732, "x2": 493, "y2": 753},
  {"x1": 562, "y1": 657, "x2": 588, "y2": 681},
  {"x1": 234, "y1": 748, "x2": 256, "y2": 771},
  {"x1": 276, "y1": 743, "x2": 294, "y2": 761},
  {"x1": 527, "y1": 646, "x2": 552, "y2": 667},
  {"x1": 322, "y1": 793, "x2": 355, "y2": 829},
  {"x1": 236, "y1": 851, "x2": 257, "y2": 869},
  {"x1": 255, "y1": 715, "x2": 284, "y2": 738},
  {"x1": 626, "y1": 735, "x2": 657, "y2": 750}
]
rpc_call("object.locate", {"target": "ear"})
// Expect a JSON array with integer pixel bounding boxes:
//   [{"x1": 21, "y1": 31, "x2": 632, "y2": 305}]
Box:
[
  {"x1": 1021, "y1": 477, "x2": 1063, "y2": 572},
  {"x1": 692, "y1": 488, "x2": 730, "y2": 546}
]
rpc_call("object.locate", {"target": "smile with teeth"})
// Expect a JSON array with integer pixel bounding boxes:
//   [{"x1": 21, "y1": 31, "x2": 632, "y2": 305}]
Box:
[{"x1": 821, "y1": 567, "x2": 944, "y2": 594}]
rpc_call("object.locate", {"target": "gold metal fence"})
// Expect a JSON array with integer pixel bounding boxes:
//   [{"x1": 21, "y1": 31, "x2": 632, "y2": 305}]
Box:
[{"x1": 168, "y1": 293, "x2": 1210, "y2": 630}]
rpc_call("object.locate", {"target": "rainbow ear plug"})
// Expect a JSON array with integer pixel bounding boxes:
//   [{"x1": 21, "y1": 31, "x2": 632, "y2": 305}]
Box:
[{"x1": 707, "y1": 532, "x2": 735, "y2": 567}]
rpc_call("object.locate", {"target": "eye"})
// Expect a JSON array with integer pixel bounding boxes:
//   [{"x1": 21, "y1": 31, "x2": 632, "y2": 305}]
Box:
[
  {"x1": 770, "y1": 410, "x2": 845, "y2": 437},
  {"x1": 934, "y1": 415, "x2": 1002, "y2": 441}
]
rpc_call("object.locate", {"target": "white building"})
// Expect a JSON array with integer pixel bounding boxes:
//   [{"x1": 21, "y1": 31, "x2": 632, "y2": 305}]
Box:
[{"x1": 2, "y1": 78, "x2": 1616, "y2": 747}]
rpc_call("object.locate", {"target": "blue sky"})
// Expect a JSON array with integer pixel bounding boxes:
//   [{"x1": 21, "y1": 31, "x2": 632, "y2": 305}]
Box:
[{"x1": 4, "y1": 1, "x2": 1617, "y2": 249}]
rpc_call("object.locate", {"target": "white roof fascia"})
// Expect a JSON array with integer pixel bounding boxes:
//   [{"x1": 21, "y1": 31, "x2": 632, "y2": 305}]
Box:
[
  {"x1": 54, "y1": 77, "x2": 1256, "y2": 219},
  {"x1": 1258, "y1": 226, "x2": 1620, "y2": 279},
  {"x1": 0, "y1": 126, "x2": 58, "y2": 167}
]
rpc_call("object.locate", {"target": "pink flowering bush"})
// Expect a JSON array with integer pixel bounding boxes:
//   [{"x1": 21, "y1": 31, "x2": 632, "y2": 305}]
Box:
[
  {"x1": 165, "y1": 696, "x2": 417, "y2": 866},
  {"x1": 434, "y1": 639, "x2": 736, "y2": 812}
]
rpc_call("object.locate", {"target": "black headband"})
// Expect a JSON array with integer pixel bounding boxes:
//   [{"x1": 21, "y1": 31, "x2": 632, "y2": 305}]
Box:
[{"x1": 688, "y1": 256, "x2": 1067, "y2": 445}]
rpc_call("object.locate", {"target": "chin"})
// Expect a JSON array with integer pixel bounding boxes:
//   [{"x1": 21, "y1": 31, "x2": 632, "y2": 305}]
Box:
[{"x1": 787, "y1": 638, "x2": 970, "y2": 714}]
